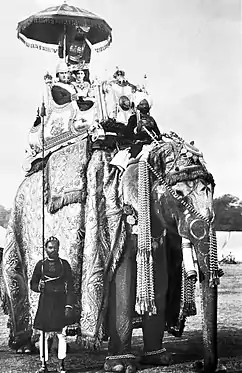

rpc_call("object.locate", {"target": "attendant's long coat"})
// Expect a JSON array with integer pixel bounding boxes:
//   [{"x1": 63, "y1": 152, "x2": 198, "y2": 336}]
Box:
[{"x1": 30, "y1": 257, "x2": 74, "y2": 332}]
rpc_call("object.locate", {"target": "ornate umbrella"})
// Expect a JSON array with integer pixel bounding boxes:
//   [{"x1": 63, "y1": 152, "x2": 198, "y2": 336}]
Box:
[{"x1": 17, "y1": 2, "x2": 112, "y2": 54}]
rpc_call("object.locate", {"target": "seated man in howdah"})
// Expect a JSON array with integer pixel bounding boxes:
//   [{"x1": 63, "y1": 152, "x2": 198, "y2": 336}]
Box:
[{"x1": 52, "y1": 61, "x2": 94, "y2": 112}]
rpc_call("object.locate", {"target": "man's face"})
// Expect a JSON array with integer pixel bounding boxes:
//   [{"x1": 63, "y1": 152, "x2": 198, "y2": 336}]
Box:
[
  {"x1": 117, "y1": 74, "x2": 125, "y2": 84},
  {"x1": 45, "y1": 241, "x2": 59, "y2": 259},
  {"x1": 76, "y1": 70, "x2": 85, "y2": 82},
  {"x1": 58, "y1": 71, "x2": 70, "y2": 83}
]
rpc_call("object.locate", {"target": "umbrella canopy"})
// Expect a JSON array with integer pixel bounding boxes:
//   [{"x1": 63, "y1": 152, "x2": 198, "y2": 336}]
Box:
[{"x1": 17, "y1": 2, "x2": 112, "y2": 53}]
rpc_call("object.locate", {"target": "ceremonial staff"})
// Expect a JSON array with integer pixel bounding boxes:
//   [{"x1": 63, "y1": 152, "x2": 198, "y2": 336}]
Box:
[{"x1": 40, "y1": 100, "x2": 46, "y2": 370}]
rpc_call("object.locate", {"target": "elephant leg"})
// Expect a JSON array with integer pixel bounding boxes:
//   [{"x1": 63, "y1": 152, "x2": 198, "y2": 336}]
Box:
[
  {"x1": 105, "y1": 241, "x2": 137, "y2": 372},
  {"x1": 141, "y1": 244, "x2": 172, "y2": 366}
]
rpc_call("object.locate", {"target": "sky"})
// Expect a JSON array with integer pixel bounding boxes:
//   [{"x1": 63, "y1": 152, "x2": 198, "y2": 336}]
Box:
[{"x1": 0, "y1": 0, "x2": 241, "y2": 208}]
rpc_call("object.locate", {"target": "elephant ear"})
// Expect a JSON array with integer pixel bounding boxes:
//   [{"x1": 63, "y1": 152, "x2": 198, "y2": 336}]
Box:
[{"x1": 121, "y1": 163, "x2": 138, "y2": 210}]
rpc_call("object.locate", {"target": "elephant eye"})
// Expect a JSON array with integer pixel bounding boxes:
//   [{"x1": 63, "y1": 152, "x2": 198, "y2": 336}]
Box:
[{"x1": 175, "y1": 189, "x2": 184, "y2": 197}]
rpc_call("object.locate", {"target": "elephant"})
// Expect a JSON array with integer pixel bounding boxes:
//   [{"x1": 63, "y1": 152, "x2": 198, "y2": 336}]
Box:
[
  {"x1": 105, "y1": 133, "x2": 220, "y2": 373},
  {"x1": 0, "y1": 129, "x2": 220, "y2": 372}
]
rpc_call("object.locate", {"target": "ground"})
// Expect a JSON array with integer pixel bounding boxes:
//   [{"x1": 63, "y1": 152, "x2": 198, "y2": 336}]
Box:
[{"x1": 0, "y1": 264, "x2": 242, "y2": 373}]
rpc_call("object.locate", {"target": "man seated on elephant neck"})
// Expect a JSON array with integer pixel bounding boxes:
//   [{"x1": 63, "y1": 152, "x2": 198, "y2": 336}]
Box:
[{"x1": 127, "y1": 101, "x2": 160, "y2": 142}]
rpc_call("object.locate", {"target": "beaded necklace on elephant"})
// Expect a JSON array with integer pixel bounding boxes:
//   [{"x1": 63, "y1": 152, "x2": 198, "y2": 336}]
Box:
[
  {"x1": 134, "y1": 127, "x2": 220, "y2": 288},
  {"x1": 136, "y1": 154, "x2": 156, "y2": 316},
  {"x1": 146, "y1": 159, "x2": 220, "y2": 288}
]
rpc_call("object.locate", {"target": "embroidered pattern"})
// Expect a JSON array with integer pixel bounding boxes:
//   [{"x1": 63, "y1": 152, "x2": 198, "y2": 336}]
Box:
[{"x1": 50, "y1": 117, "x2": 65, "y2": 136}]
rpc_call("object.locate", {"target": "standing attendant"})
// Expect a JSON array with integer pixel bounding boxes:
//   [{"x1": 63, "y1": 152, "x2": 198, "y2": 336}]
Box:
[{"x1": 30, "y1": 236, "x2": 74, "y2": 373}]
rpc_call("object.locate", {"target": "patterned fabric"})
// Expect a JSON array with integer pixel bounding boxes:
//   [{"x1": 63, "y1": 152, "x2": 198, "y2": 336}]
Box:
[
  {"x1": 79, "y1": 149, "x2": 126, "y2": 346},
  {"x1": 45, "y1": 140, "x2": 90, "y2": 213},
  {"x1": 1, "y1": 168, "x2": 85, "y2": 343},
  {"x1": 1, "y1": 144, "x2": 126, "y2": 349}
]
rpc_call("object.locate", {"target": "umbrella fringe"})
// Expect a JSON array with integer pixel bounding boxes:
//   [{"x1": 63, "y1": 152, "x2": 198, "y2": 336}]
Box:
[
  {"x1": 17, "y1": 31, "x2": 112, "y2": 54},
  {"x1": 18, "y1": 33, "x2": 58, "y2": 53}
]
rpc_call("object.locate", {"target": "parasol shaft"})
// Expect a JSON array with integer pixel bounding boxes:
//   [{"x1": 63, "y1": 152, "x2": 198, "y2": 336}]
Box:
[
  {"x1": 41, "y1": 100, "x2": 46, "y2": 272},
  {"x1": 63, "y1": 24, "x2": 67, "y2": 62},
  {"x1": 97, "y1": 83, "x2": 104, "y2": 121},
  {"x1": 40, "y1": 100, "x2": 46, "y2": 368}
]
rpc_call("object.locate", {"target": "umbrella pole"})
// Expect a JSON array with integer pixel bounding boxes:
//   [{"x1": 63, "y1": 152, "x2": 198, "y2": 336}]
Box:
[
  {"x1": 63, "y1": 24, "x2": 67, "y2": 62},
  {"x1": 40, "y1": 99, "x2": 46, "y2": 369}
]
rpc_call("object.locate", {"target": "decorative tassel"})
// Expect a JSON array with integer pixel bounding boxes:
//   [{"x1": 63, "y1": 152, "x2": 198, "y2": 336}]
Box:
[
  {"x1": 209, "y1": 225, "x2": 220, "y2": 287},
  {"x1": 135, "y1": 158, "x2": 156, "y2": 315},
  {"x1": 180, "y1": 262, "x2": 196, "y2": 319}
]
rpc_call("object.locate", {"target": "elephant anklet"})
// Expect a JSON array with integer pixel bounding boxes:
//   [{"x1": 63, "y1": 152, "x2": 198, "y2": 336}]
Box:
[
  {"x1": 141, "y1": 348, "x2": 172, "y2": 366},
  {"x1": 106, "y1": 354, "x2": 137, "y2": 360},
  {"x1": 143, "y1": 347, "x2": 166, "y2": 356}
]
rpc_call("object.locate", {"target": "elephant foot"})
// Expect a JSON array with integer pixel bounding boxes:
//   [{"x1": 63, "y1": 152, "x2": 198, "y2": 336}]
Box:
[
  {"x1": 104, "y1": 354, "x2": 138, "y2": 373},
  {"x1": 193, "y1": 360, "x2": 227, "y2": 372},
  {"x1": 140, "y1": 348, "x2": 172, "y2": 366}
]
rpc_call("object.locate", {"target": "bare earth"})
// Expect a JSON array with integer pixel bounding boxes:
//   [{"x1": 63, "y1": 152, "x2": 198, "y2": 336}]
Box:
[{"x1": 0, "y1": 264, "x2": 242, "y2": 373}]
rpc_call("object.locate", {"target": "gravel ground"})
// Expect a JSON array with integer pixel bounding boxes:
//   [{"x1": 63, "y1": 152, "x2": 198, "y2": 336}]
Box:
[{"x1": 0, "y1": 264, "x2": 242, "y2": 373}]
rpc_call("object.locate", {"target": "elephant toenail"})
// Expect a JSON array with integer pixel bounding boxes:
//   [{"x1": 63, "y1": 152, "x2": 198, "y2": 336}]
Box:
[{"x1": 125, "y1": 364, "x2": 137, "y2": 373}]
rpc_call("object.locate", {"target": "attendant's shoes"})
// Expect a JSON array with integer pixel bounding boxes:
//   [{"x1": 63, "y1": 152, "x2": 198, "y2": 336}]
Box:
[
  {"x1": 16, "y1": 344, "x2": 32, "y2": 354},
  {"x1": 16, "y1": 347, "x2": 24, "y2": 354},
  {"x1": 23, "y1": 344, "x2": 32, "y2": 354},
  {"x1": 56, "y1": 359, "x2": 67, "y2": 373},
  {"x1": 36, "y1": 365, "x2": 49, "y2": 373}
]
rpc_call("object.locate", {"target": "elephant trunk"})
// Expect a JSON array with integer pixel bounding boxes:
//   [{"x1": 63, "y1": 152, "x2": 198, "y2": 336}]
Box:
[
  {"x1": 179, "y1": 217, "x2": 219, "y2": 372},
  {"x1": 201, "y1": 274, "x2": 218, "y2": 373},
  {"x1": 194, "y1": 237, "x2": 218, "y2": 373}
]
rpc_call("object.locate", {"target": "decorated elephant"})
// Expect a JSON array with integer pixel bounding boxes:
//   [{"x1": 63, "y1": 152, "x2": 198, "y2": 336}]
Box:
[
  {"x1": 0, "y1": 103, "x2": 221, "y2": 373},
  {"x1": 109, "y1": 132, "x2": 221, "y2": 373}
]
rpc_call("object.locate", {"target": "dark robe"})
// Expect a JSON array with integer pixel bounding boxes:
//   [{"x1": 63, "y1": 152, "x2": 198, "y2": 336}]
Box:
[
  {"x1": 124, "y1": 114, "x2": 161, "y2": 157},
  {"x1": 51, "y1": 85, "x2": 72, "y2": 106},
  {"x1": 51, "y1": 83, "x2": 94, "y2": 111},
  {"x1": 30, "y1": 257, "x2": 74, "y2": 332},
  {"x1": 125, "y1": 113, "x2": 161, "y2": 142}
]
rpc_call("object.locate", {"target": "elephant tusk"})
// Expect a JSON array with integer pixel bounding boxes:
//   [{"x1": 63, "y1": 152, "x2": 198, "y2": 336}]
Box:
[
  {"x1": 184, "y1": 209, "x2": 191, "y2": 223},
  {"x1": 181, "y1": 237, "x2": 197, "y2": 279}
]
